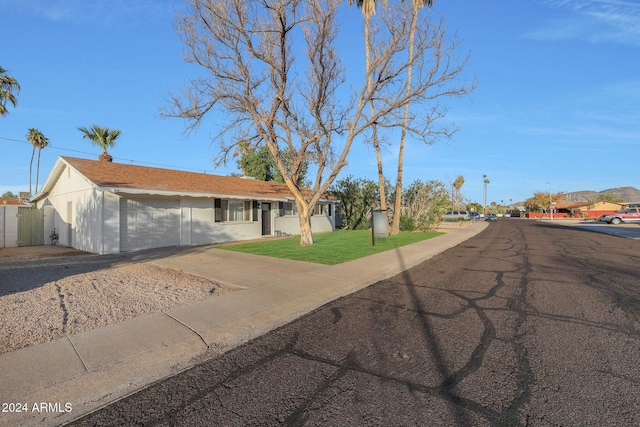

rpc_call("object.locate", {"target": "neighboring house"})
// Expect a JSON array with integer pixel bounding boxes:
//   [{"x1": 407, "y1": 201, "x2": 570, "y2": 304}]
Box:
[
  {"x1": 1, "y1": 197, "x2": 26, "y2": 206},
  {"x1": 31, "y1": 157, "x2": 337, "y2": 254},
  {"x1": 1, "y1": 198, "x2": 31, "y2": 248},
  {"x1": 555, "y1": 200, "x2": 626, "y2": 219}
]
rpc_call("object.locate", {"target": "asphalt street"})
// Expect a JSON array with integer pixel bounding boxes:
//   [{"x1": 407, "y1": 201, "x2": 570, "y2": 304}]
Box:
[
  {"x1": 563, "y1": 220, "x2": 640, "y2": 240},
  {"x1": 67, "y1": 219, "x2": 640, "y2": 426}
]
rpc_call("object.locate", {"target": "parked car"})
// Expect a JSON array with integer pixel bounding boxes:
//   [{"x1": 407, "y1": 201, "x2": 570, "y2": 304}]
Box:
[
  {"x1": 599, "y1": 208, "x2": 640, "y2": 225},
  {"x1": 510, "y1": 210, "x2": 521, "y2": 218},
  {"x1": 469, "y1": 212, "x2": 480, "y2": 221},
  {"x1": 485, "y1": 213, "x2": 498, "y2": 222},
  {"x1": 443, "y1": 210, "x2": 470, "y2": 222}
]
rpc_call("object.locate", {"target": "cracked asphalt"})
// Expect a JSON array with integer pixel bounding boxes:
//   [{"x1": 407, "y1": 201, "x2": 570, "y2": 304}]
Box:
[{"x1": 67, "y1": 219, "x2": 640, "y2": 426}]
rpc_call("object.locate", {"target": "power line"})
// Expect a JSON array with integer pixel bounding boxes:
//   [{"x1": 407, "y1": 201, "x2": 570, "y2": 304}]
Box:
[{"x1": 0, "y1": 135, "x2": 218, "y2": 174}]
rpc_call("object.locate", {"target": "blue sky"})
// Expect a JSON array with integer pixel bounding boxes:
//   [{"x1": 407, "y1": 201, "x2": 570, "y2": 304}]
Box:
[{"x1": 2, "y1": 0, "x2": 639, "y2": 206}]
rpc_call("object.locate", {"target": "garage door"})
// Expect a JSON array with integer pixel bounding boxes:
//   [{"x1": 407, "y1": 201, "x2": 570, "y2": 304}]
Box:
[{"x1": 120, "y1": 198, "x2": 180, "y2": 251}]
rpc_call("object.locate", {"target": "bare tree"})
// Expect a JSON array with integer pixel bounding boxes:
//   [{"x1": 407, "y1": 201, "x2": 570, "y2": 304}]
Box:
[{"x1": 166, "y1": 0, "x2": 469, "y2": 245}]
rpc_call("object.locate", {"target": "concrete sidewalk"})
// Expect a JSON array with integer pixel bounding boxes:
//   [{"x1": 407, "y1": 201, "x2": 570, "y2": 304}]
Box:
[{"x1": 0, "y1": 222, "x2": 488, "y2": 427}]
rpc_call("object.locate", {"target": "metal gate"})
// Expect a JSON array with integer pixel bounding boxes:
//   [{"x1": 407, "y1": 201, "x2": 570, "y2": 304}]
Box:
[{"x1": 17, "y1": 207, "x2": 44, "y2": 247}]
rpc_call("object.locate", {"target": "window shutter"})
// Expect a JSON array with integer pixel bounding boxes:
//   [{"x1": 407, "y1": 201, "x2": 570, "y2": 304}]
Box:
[
  {"x1": 214, "y1": 199, "x2": 221, "y2": 222},
  {"x1": 328, "y1": 204, "x2": 332, "y2": 217},
  {"x1": 253, "y1": 201, "x2": 259, "y2": 221},
  {"x1": 279, "y1": 201, "x2": 284, "y2": 216}
]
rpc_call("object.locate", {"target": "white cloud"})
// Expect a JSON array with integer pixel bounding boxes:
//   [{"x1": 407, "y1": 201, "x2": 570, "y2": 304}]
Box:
[
  {"x1": 3, "y1": 0, "x2": 172, "y2": 27},
  {"x1": 527, "y1": 0, "x2": 640, "y2": 46}
]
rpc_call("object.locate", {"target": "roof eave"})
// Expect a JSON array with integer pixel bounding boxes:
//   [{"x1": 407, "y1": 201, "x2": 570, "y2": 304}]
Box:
[
  {"x1": 103, "y1": 187, "x2": 290, "y2": 202},
  {"x1": 29, "y1": 157, "x2": 69, "y2": 203}
]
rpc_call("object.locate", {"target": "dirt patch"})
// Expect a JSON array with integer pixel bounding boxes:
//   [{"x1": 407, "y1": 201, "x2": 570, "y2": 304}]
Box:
[
  {"x1": 0, "y1": 246, "x2": 237, "y2": 354},
  {"x1": 0, "y1": 245, "x2": 88, "y2": 260}
]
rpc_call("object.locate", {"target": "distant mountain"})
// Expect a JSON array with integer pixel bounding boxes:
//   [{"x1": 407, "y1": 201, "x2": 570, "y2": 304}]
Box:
[
  {"x1": 562, "y1": 191, "x2": 598, "y2": 203},
  {"x1": 563, "y1": 186, "x2": 640, "y2": 203}
]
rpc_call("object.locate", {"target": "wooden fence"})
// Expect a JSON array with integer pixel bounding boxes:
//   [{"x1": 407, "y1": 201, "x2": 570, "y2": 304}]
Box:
[{"x1": 17, "y1": 207, "x2": 44, "y2": 246}]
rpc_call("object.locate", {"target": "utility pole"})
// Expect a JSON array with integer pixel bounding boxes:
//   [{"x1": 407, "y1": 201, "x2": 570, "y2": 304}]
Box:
[{"x1": 547, "y1": 181, "x2": 553, "y2": 221}]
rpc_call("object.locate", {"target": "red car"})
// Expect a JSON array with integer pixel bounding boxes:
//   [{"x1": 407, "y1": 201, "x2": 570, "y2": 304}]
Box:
[{"x1": 599, "y1": 208, "x2": 640, "y2": 225}]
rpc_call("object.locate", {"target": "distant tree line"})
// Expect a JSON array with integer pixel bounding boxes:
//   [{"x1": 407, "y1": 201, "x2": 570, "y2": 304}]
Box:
[{"x1": 328, "y1": 175, "x2": 451, "y2": 232}]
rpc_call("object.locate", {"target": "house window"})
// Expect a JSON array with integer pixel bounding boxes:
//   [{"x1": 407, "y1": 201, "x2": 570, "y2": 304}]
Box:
[
  {"x1": 283, "y1": 202, "x2": 298, "y2": 216},
  {"x1": 221, "y1": 200, "x2": 252, "y2": 222},
  {"x1": 313, "y1": 204, "x2": 330, "y2": 216}
]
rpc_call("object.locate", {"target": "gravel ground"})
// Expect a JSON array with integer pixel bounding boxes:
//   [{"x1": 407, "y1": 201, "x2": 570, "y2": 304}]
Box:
[{"x1": 0, "y1": 246, "x2": 236, "y2": 355}]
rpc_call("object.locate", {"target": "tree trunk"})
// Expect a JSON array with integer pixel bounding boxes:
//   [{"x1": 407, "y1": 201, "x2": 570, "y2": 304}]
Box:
[
  {"x1": 390, "y1": 4, "x2": 419, "y2": 235},
  {"x1": 298, "y1": 206, "x2": 314, "y2": 246},
  {"x1": 364, "y1": 13, "x2": 387, "y2": 218},
  {"x1": 99, "y1": 150, "x2": 113, "y2": 162},
  {"x1": 374, "y1": 130, "x2": 386, "y2": 211},
  {"x1": 29, "y1": 146, "x2": 35, "y2": 195},
  {"x1": 35, "y1": 149, "x2": 42, "y2": 194}
]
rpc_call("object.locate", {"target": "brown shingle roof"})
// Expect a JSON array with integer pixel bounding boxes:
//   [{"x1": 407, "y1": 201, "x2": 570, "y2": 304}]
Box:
[
  {"x1": 62, "y1": 157, "x2": 300, "y2": 200},
  {"x1": 1, "y1": 198, "x2": 23, "y2": 206}
]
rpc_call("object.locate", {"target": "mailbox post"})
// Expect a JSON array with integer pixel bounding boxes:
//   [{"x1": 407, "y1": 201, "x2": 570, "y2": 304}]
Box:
[{"x1": 372, "y1": 210, "x2": 388, "y2": 246}]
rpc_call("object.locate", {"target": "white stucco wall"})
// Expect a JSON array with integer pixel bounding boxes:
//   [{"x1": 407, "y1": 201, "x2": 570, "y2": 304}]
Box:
[
  {"x1": 180, "y1": 204, "x2": 192, "y2": 246},
  {"x1": 181, "y1": 198, "x2": 261, "y2": 246},
  {"x1": 274, "y1": 210, "x2": 336, "y2": 236},
  {"x1": 215, "y1": 220, "x2": 262, "y2": 242},
  {"x1": 43, "y1": 205, "x2": 55, "y2": 245},
  {"x1": 37, "y1": 164, "x2": 104, "y2": 253},
  {"x1": 186, "y1": 199, "x2": 215, "y2": 245},
  {"x1": 0, "y1": 205, "x2": 19, "y2": 248}
]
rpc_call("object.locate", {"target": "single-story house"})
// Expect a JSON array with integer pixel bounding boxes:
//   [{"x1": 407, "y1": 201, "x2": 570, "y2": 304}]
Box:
[
  {"x1": 1, "y1": 197, "x2": 26, "y2": 206},
  {"x1": 555, "y1": 200, "x2": 626, "y2": 219},
  {"x1": 31, "y1": 156, "x2": 337, "y2": 254}
]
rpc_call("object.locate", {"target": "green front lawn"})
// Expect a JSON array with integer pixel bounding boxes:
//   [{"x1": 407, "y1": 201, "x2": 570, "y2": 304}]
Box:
[{"x1": 217, "y1": 230, "x2": 443, "y2": 265}]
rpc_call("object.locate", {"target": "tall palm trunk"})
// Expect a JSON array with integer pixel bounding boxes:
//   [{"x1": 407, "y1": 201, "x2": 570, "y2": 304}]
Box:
[
  {"x1": 350, "y1": 0, "x2": 387, "y2": 223},
  {"x1": 391, "y1": 3, "x2": 420, "y2": 235},
  {"x1": 365, "y1": 29, "x2": 387, "y2": 217},
  {"x1": 35, "y1": 147, "x2": 42, "y2": 194},
  {"x1": 366, "y1": 13, "x2": 387, "y2": 217},
  {"x1": 29, "y1": 145, "x2": 35, "y2": 195}
]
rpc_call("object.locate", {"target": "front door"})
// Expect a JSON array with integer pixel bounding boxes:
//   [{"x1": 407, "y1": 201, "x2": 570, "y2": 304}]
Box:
[{"x1": 261, "y1": 203, "x2": 271, "y2": 236}]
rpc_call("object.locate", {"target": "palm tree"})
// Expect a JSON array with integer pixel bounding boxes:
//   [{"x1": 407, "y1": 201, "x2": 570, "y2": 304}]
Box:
[
  {"x1": 0, "y1": 66, "x2": 20, "y2": 117},
  {"x1": 349, "y1": 0, "x2": 388, "y2": 219},
  {"x1": 452, "y1": 175, "x2": 464, "y2": 209},
  {"x1": 483, "y1": 174, "x2": 490, "y2": 214},
  {"x1": 34, "y1": 131, "x2": 49, "y2": 193},
  {"x1": 26, "y1": 128, "x2": 48, "y2": 195},
  {"x1": 77, "y1": 124, "x2": 121, "y2": 162},
  {"x1": 390, "y1": 0, "x2": 434, "y2": 235}
]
